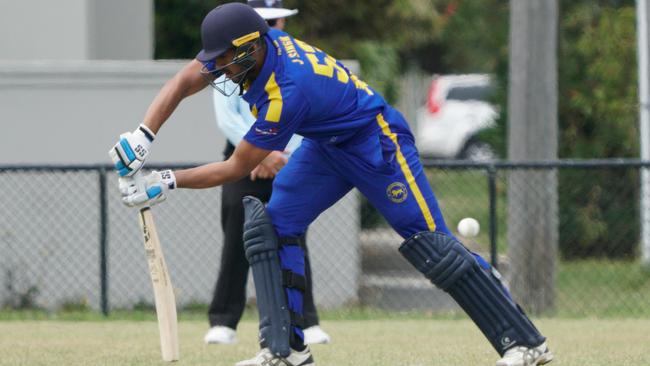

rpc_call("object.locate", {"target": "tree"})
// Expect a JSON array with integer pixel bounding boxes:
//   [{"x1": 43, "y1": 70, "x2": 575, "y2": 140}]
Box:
[{"x1": 557, "y1": 3, "x2": 639, "y2": 259}]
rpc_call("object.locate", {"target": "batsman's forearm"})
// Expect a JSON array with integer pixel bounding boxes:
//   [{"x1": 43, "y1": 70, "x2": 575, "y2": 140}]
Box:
[
  {"x1": 142, "y1": 60, "x2": 209, "y2": 134},
  {"x1": 142, "y1": 82, "x2": 187, "y2": 134},
  {"x1": 174, "y1": 161, "x2": 248, "y2": 189}
]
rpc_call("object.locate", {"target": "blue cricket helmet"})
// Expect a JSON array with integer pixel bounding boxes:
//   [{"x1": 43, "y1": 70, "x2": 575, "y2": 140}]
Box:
[{"x1": 196, "y1": 2, "x2": 270, "y2": 62}]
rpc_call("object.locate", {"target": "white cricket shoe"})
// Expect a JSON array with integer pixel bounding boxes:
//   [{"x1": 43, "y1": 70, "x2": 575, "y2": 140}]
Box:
[
  {"x1": 204, "y1": 326, "x2": 237, "y2": 344},
  {"x1": 234, "y1": 347, "x2": 315, "y2": 366},
  {"x1": 303, "y1": 326, "x2": 331, "y2": 345},
  {"x1": 496, "y1": 341, "x2": 554, "y2": 366}
]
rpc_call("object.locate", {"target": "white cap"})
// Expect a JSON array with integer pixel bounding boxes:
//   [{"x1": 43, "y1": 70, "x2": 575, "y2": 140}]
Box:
[{"x1": 247, "y1": 0, "x2": 298, "y2": 20}]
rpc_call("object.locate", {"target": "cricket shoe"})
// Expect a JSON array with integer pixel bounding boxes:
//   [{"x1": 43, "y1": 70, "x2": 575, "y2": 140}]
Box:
[
  {"x1": 204, "y1": 326, "x2": 237, "y2": 344},
  {"x1": 303, "y1": 326, "x2": 331, "y2": 345},
  {"x1": 495, "y1": 341, "x2": 554, "y2": 366},
  {"x1": 234, "y1": 347, "x2": 315, "y2": 366}
]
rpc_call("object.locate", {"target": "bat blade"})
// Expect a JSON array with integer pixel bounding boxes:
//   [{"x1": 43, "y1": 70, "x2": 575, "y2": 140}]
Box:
[{"x1": 138, "y1": 207, "x2": 179, "y2": 362}]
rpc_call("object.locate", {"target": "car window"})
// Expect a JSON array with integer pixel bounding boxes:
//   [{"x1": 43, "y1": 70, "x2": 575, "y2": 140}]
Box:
[{"x1": 447, "y1": 85, "x2": 494, "y2": 101}]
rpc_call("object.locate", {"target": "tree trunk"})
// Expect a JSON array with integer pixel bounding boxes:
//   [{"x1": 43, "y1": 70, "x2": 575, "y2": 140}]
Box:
[{"x1": 507, "y1": 0, "x2": 559, "y2": 314}]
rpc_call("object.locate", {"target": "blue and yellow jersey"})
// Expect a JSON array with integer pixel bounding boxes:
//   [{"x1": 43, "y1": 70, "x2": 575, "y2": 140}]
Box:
[{"x1": 242, "y1": 29, "x2": 412, "y2": 151}]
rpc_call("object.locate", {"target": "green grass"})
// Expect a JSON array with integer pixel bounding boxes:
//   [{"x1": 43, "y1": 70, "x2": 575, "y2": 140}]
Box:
[
  {"x1": 555, "y1": 260, "x2": 650, "y2": 317},
  {"x1": 1, "y1": 261, "x2": 648, "y2": 364},
  {"x1": 1, "y1": 318, "x2": 649, "y2": 365}
]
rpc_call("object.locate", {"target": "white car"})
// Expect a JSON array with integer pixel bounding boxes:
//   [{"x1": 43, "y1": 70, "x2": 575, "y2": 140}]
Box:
[{"x1": 415, "y1": 74, "x2": 498, "y2": 161}]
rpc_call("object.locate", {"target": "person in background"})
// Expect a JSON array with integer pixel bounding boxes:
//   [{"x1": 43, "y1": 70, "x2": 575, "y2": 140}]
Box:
[{"x1": 203, "y1": 0, "x2": 331, "y2": 347}]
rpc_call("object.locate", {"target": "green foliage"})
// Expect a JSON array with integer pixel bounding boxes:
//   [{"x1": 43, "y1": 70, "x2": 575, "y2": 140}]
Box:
[
  {"x1": 354, "y1": 42, "x2": 400, "y2": 104},
  {"x1": 437, "y1": 0, "x2": 509, "y2": 75},
  {"x1": 1, "y1": 268, "x2": 41, "y2": 311},
  {"x1": 283, "y1": 0, "x2": 445, "y2": 59},
  {"x1": 558, "y1": 3, "x2": 639, "y2": 258},
  {"x1": 559, "y1": 169, "x2": 640, "y2": 259},
  {"x1": 154, "y1": 0, "x2": 228, "y2": 59},
  {"x1": 559, "y1": 4, "x2": 638, "y2": 158},
  {"x1": 1, "y1": 285, "x2": 40, "y2": 311},
  {"x1": 59, "y1": 297, "x2": 90, "y2": 312}
]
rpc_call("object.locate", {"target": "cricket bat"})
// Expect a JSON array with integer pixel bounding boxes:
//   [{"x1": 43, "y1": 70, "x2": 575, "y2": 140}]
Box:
[{"x1": 135, "y1": 173, "x2": 180, "y2": 362}]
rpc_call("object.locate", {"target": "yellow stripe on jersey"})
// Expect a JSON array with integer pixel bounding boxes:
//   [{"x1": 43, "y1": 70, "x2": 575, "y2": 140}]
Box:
[
  {"x1": 251, "y1": 104, "x2": 258, "y2": 119},
  {"x1": 376, "y1": 114, "x2": 436, "y2": 231},
  {"x1": 264, "y1": 73, "x2": 283, "y2": 123}
]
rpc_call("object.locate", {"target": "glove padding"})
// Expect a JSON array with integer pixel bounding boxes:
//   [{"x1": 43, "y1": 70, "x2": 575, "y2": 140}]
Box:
[
  {"x1": 109, "y1": 124, "x2": 155, "y2": 177},
  {"x1": 120, "y1": 170, "x2": 176, "y2": 208}
]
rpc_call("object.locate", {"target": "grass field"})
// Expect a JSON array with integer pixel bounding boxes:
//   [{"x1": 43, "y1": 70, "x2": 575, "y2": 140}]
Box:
[{"x1": 1, "y1": 318, "x2": 649, "y2": 365}]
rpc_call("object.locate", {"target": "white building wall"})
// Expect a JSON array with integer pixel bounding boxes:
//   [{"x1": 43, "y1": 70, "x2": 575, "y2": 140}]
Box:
[
  {"x1": 0, "y1": 0, "x2": 90, "y2": 60},
  {"x1": 0, "y1": 0, "x2": 152, "y2": 60},
  {"x1": 0, "y1": 60, "x2": 221, "y2": 165}
]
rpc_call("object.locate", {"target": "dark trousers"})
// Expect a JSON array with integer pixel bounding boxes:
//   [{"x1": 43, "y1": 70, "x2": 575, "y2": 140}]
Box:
[{"x1": 208, "y1": 143, "x2": 320, "y2": 329}]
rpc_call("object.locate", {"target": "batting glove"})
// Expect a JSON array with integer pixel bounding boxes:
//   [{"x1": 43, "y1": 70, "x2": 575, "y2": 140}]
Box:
[
  {"x1": 109, "y1": 124, "x2": 155, "y2": 177},
  {"x1": 121, "y1": 170, "x2": 176, "y2": 208}
]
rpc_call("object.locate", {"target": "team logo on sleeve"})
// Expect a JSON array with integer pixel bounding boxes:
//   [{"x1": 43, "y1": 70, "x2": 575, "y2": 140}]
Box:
[
  {"x1": 254, "y1": 127, "x2": 280, "y2": 136},
  {"x1": 387, "y1": 182, "x2": 408, "y2": 203}
]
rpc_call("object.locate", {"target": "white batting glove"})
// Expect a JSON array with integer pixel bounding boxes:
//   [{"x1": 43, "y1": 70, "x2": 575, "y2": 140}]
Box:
[
  {"x1": 121, "y1": 170, "x2": 176, "y2": 208},
  {"x1": 118, "y1": 176, "x2": 137, "y2": 196},
  {"x1": 109, "y1": 124, "x2": 155, "y2": 177}
]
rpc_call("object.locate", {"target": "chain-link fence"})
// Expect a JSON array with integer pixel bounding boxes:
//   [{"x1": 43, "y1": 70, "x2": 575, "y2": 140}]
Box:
[{"x1": 1, "y1": 160, "x2": 649, "y2": 318}]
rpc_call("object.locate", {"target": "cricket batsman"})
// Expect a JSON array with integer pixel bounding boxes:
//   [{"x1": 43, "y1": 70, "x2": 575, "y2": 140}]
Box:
[{"x1": 109, "y1": 3, "x2": 554, "y2": 366}]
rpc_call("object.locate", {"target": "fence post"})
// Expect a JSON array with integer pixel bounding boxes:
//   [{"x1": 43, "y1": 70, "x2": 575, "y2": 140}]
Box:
[
  {"x1": 507, "y1": 0, "x2": 558, "y2": 315},
  {"x1": 98, "y1": 168, "x2": 109, "y2": 316},
  {"x1": 488, "y1": 165, "x2": 498, "y2": 269},
  {"x1": 637, "y1": 0, "x2": 650, "y2": 266}
]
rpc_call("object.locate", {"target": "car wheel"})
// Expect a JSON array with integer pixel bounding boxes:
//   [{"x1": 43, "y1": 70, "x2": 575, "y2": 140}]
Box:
[{"x1": 460, "y1": 140, "x2": 496, "y2": 161}]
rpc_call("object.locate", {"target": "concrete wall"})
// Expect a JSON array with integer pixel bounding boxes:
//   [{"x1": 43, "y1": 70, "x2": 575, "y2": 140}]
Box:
[
  {"x1": 0, "y1": 60, "x2": 222, "y2": 165},
  {"x1": 0, "y1": 60, "x2": 361, "y2": 310},
  {"x1": 87, "y1": 0, "x2": 154, "y2": 60},
  {"x1": 0, "y1": 0, "x2": 153, "y2": 60}
]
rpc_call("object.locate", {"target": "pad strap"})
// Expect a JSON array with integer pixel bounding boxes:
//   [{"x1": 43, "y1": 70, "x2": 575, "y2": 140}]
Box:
[
  {"x1": 282, "y1": 270, "x2": 307, "y2": 291},
  {"x1": 279, "y1": 236, "x2": 304, "y2": 248},
  {"x1": 290, "y1": 311, "x2": 305, "y2": 329},
  {"x1": 277, "y1": 236, "x2": 307, "y2": 350}
]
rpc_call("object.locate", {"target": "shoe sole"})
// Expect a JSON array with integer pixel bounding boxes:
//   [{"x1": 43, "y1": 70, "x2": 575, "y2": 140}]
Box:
[
  {"x1": 536, "y1": 351, "x2": 554, "y2": 365},
  {"x1": 537, "y1": 352, "x2": 553, "y2": 365},
  {"x1": 297, "y1": 355, "x2": 316, "y2": 366},
  {"x1": 205, "y1": 340, "x2": 237, "y2": 345},
  {"x1": 496, "y1": 351, "x2": 554, "y2": 366},
  {"x1": 304, "y1": 339, "x2": 330, "y2": 345}
]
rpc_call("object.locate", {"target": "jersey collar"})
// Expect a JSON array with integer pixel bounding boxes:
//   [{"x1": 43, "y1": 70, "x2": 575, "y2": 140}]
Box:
[{"x1": 243, "y1": 34, "x2": 278, "y2": 104}]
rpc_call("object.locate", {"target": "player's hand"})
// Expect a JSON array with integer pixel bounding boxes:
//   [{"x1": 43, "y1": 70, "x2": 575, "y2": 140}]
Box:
[
  {"x1": 250, "y1": 151, "x2": 287, "y2": 180},
  {"x1": 109, "y1": 124, "x2": 156, "y2": 177},
  {"x1": 250, "y1": 164, "x2": 275, "y2": 180},
  {"x1": 121, "y1": 170, "x2": 176, "y2": 208}
]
